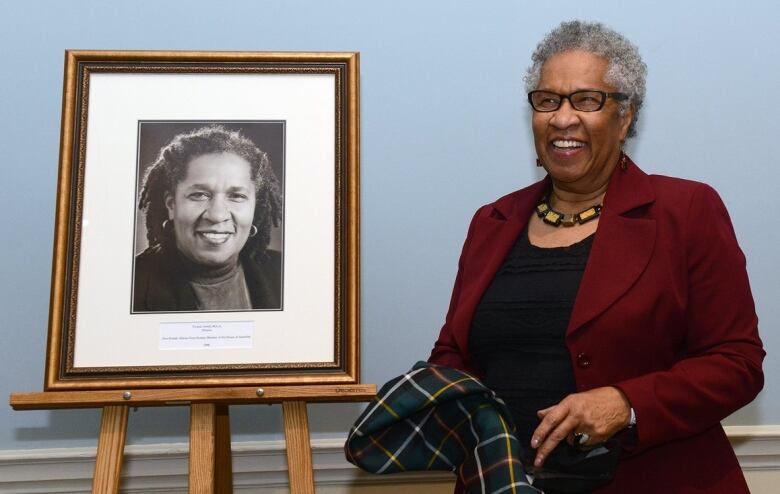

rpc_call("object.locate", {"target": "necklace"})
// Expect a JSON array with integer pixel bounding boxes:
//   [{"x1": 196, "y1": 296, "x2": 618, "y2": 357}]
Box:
[{"x1": 535, "y1": 195, "x2": 603, "y2": 227}]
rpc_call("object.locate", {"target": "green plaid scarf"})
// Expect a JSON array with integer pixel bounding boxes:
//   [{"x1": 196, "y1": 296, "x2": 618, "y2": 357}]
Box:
[{"x1": 345, "y1": 362, "x2": 541, "y2": 494}]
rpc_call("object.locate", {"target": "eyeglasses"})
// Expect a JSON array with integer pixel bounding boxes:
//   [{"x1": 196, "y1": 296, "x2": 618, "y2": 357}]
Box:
[{"x1": 527, "y1": 90, "x2": 629, "y2": 112}]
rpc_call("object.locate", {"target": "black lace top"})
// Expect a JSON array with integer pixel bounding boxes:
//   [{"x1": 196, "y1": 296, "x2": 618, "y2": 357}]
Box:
[{"x1": 468, "y1": 227, "x2": 594, "y2": 446}]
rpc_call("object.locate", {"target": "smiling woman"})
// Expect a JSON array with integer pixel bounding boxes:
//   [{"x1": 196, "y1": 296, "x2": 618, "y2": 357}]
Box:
[
  {"x1": 132, "y1": 123, "x2": 284, "y2": 313},
  {"x1": 428, "y1": 20, "x2": 763, "y2": 493}
]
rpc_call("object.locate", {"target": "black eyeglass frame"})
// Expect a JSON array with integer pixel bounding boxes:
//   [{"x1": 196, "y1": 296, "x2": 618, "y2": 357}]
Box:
[{"x1": 527, "y1": 90, "x2": 629, "y2": 112}]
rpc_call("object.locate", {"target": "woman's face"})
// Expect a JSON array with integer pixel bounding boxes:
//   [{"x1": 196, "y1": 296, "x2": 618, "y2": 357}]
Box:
[
  {"x1": 532, "y1": 50, "x2": 634, "y2": 193},
  {"x1": 165, "y1": 152, "x2": 256, "y2": 268}
]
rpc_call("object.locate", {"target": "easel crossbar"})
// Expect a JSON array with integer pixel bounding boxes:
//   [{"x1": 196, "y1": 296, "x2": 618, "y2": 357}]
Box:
[{"x1": 10, "y1": 384, "x2": 376, "y2": 410}]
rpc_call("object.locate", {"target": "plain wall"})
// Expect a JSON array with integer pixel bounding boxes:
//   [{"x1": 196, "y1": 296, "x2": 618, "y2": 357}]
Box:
[{"x1": 1, "y1": 0, "x2": 778, "y2": 450}]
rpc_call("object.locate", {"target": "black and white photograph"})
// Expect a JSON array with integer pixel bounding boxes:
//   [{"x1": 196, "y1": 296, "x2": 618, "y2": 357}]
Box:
[{"x1": 132, "y1": 121, "x2": 285, "y2": 313}]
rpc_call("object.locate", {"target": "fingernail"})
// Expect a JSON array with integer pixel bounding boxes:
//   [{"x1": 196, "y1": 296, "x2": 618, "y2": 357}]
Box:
[
  {"x1": 534, "y1": 456, "x2": 542, "y2": 467},
  {"x1": 531, "y1": 437, "x2": 539, "y2": 448}
]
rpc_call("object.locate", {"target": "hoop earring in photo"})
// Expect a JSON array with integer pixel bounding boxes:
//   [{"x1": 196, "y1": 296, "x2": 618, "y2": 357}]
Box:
[{"x1": 249, "y1": 225, "x2": 258, "y2": 237}]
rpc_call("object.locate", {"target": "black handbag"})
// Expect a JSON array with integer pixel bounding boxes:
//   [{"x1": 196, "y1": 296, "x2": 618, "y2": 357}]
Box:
[{"x1": 521, "y1": 439, "x2": 622, "y2": 493}]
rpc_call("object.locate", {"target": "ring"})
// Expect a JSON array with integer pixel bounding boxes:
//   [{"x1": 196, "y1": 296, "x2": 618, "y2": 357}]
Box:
[{"x1": 574, "y1": 432, "x2": 590, "y2": 445}]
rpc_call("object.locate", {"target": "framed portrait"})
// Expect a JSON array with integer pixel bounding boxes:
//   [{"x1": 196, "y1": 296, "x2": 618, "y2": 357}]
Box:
[{"x1": 44, "y1": 50, "x2": 360, "y2": 390}]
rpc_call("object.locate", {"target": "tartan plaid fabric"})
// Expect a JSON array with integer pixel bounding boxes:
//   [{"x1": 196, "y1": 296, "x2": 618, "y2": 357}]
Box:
[{"x1": 345, "y1": 361, "x2": 541, "y2": 494}]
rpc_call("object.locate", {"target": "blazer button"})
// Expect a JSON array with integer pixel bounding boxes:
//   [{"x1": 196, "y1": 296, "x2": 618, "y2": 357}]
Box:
[{"x1": 577, "y1": 352, "x2": 591, "y2": 369}]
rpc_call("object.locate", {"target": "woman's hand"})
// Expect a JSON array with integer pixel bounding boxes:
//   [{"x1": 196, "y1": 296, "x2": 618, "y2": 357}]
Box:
[{"x1": 531, "y1": 386, "x2": 631, "y2": 467}]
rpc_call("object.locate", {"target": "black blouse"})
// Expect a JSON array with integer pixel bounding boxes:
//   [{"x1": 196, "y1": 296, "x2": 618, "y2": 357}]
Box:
[{"x1": 468, "y1": 227, "x2": 594, "y2": 446}]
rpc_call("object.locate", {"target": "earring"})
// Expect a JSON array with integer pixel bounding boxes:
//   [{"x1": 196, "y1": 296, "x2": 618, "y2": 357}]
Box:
[
  {"x1": 536, "y1": 158, "x2": 543, "y2": 167},
  {"x1": 619, "y1": 152, "x2": 628, "y2": 171},
  {"x1": 162, "y1": 219, "x2": 172, "y2": 230},
  {"x1": 249, "y1": 225, "x2": 258, "y2": 237}
]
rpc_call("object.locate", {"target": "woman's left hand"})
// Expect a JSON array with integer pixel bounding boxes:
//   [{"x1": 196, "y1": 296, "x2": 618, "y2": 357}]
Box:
[{"x1": 531, "y1": 386, "x2": 631, "y2": 468}]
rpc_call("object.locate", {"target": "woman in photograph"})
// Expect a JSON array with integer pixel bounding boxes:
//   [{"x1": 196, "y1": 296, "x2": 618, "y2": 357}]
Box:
[
  {"x1": 428, "y1": 20, "x2": 764, "y2": 493},
  {"x1": 133, "y1": 125, "x2": 283, "y2": 312}
]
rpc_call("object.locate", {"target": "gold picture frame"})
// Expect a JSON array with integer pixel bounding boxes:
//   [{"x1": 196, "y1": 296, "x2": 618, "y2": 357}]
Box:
[{"x1": 44, "y1": 50, "x2": 360, "y2": 390}]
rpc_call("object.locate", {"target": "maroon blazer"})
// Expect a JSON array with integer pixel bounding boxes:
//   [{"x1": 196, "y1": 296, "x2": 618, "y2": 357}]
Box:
[{"x1": 429, "y1": 159, "x2": 764, "y2": 493}]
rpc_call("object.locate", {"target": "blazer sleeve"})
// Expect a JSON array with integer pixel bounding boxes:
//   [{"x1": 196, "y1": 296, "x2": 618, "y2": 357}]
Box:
[
  {"x1": 428, "y1": 206, "x2": 486, "y2": 373},
  {"x1": 614, "y1": 184, "x2": 764, "y2": 454}
]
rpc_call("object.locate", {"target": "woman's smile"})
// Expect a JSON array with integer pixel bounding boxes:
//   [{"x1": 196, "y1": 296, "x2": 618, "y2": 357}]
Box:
[
  {"x1": 549, "y1": 137, "x2": 587, "y2": 159},
  {"x1": 197, "y1": 230, "x2": 235, "y2": 245},
  {"x1": 551, "y1": 138, "x2": 585, "y2": 150}
]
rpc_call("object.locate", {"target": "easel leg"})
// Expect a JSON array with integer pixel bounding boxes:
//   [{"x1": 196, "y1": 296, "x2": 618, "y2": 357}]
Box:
[
  {"x1": 214, "y1": 404, "x2": 233, "y2": 493},
  {"x1": 189, "y1": 403, "x2": 216, "y2": 494},
  {"x1": 282, "y1": 401, "x2": 315, "y2": 494},
  {"x1": 92, "y1": 405, "x2": 129, "y2": 494}
]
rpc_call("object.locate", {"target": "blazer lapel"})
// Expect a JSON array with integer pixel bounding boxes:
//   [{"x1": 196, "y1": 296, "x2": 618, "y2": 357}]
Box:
[
  {"x1": 567, "y1": 160, "x2": 656, "y2": 336},
  {"x1": 452, "y1": 180, "x2": 547, "y2": 354}
]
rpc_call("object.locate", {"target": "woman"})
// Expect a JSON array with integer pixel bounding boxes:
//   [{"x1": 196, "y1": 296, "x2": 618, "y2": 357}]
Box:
[
  {"x1": 133, "y1": 125, "x2": 283, "y2": 312},
  {"x1": 429, "y1": 21, "x2": 764, "y2": 493}
]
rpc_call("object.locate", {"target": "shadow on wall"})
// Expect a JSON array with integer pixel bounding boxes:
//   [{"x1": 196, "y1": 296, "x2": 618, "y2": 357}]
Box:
[
  {"x1": 14, "y1": 409, "x2": 103, "y2": 443},
  {"x1": 13, "y1": 402, "x2": 368, "y2": 445}
]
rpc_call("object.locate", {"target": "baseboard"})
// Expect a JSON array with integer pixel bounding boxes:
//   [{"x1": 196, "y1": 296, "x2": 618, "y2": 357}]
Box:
[
  {"x1": 1, "y1": 426, "x2": 778, "y2": 493},
  {"x1": 725, "y1": 425, "x2": 780, "y2": 471},
  {"x1": 0, "y1": 438, "x2": 452, "y2": 493}
]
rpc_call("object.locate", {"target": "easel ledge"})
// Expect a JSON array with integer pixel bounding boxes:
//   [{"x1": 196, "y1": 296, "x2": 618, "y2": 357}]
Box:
[
  {"x1": 10, "y1": 384, "x2": 377, "y2": 410},
  {"x1": 10, "y1": 384, "x2": 376, "y2": 494}
]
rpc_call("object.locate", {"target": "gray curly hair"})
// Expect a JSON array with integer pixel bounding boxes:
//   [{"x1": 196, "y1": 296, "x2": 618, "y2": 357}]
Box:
[{"x1": 524, "y1": 20, "x2": 647, "y2": 138}]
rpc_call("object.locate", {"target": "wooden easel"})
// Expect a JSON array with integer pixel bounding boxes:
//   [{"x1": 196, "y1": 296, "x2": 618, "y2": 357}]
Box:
[{"x1": 10, "y1": 384, "x2": 376, "y2": 493}]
